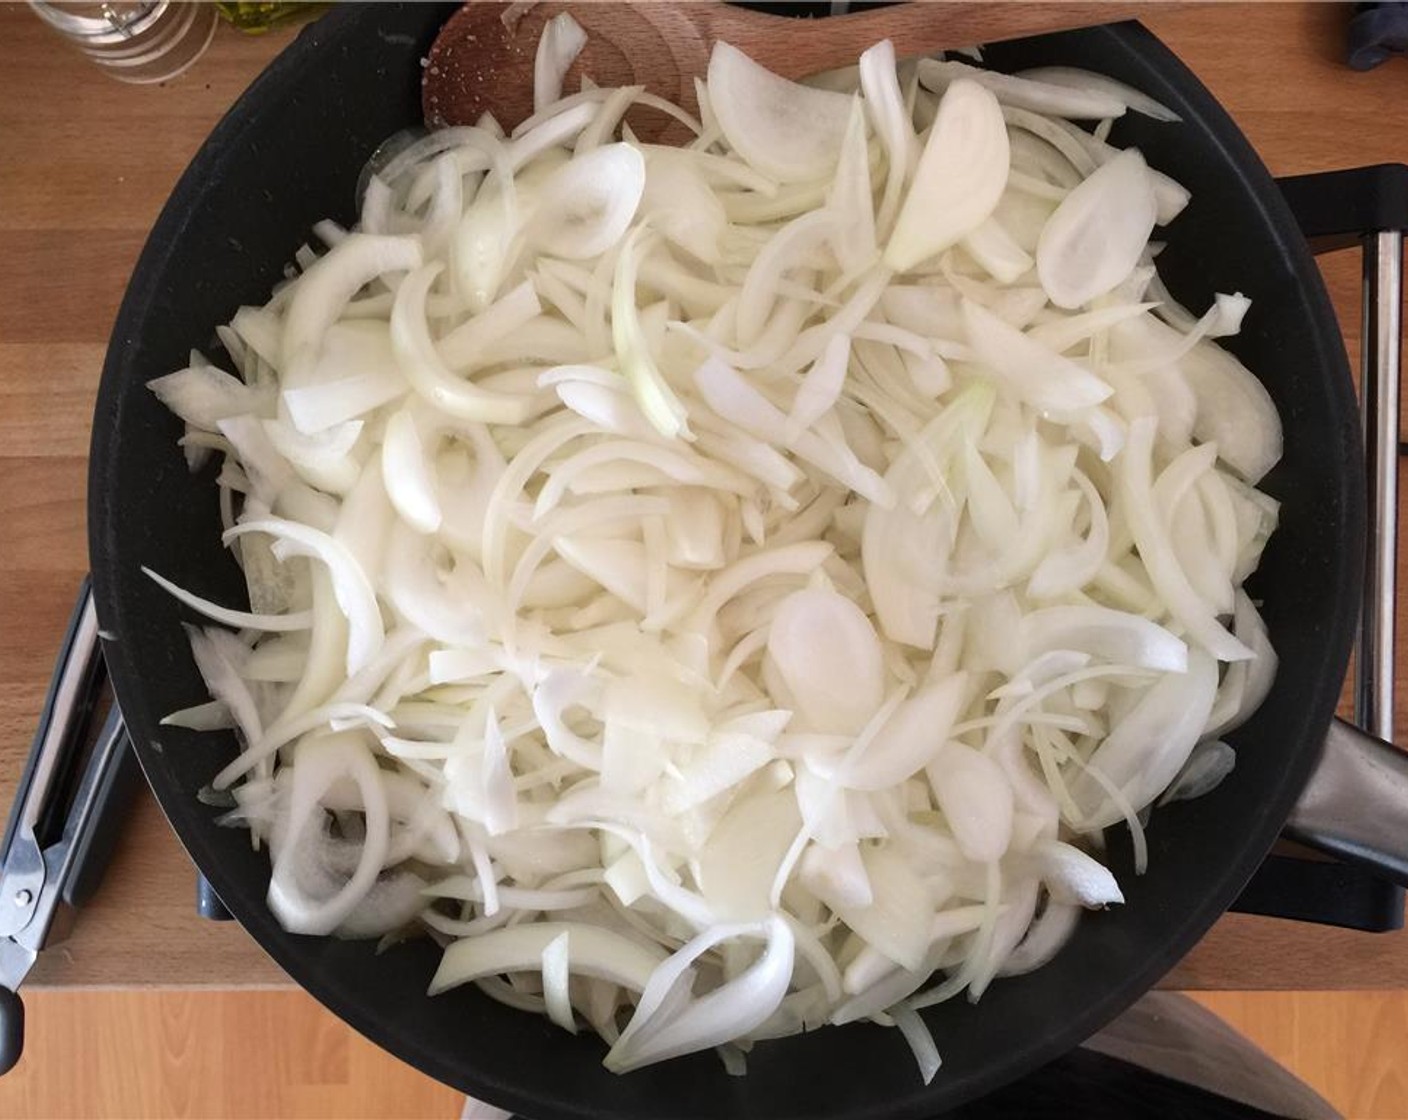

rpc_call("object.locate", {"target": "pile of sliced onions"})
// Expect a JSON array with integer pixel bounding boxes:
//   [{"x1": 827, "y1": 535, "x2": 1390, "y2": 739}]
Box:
[{"x1": 147, "y1": 22, "x2": 1282, "y2": 1085}]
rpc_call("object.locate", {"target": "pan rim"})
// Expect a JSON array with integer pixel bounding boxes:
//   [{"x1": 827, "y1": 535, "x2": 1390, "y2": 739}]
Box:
[{"x1": 88, "y1": 8, "x2": 1365, "y2": 1118}]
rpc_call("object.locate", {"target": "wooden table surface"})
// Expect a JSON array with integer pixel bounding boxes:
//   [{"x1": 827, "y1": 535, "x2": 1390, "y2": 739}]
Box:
[{"x1": 1, "y1": 1, "x2": 1406, "y2": 990}]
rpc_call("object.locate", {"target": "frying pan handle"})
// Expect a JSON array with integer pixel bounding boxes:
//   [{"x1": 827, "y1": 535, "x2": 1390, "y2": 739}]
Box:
[
  {"x1": 1277, "y1": 165, "x2": 1407, "y2": 744},
  {"x1": 61, "y1": 706, "x2": 142, "y2": 909},
  {"x1": 1286, "y1": 718, "x2": 1408, "y2": 888},
  {"x1": 1236, "y1": 165, "x2": 1408, "y2": 928}
]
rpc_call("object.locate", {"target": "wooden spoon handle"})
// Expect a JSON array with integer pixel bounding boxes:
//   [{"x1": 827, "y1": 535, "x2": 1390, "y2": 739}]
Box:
[
  {"x1": 423, "y1": 1, "x2": 1174, "y2": 136},
  {"x1": 690, "y1": 2, "x2": 1166, "y2": 81}
]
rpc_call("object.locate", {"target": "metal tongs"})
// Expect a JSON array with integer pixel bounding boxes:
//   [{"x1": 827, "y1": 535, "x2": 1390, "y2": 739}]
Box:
[{"x1": 0, "y1": 578, "x2": 142, "y2": 1074}]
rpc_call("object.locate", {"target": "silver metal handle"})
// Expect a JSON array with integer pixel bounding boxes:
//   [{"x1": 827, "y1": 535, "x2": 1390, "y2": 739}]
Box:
[
  {"x1": 1288, "y1": 228, "x2": 1407, "y2": 879},
  {"x1": 1287, "y1": 718, "x2": 1408, "y2": 888},
  {"x1": 1356, "y1": 230, "x2": 1403, "y2": 741},
  {"x1": 0, "y1": 585, "x2": 134, "y2": 1078},
  {"x1": 0, "y1": 591, "x2": 101, "y2": 940}
]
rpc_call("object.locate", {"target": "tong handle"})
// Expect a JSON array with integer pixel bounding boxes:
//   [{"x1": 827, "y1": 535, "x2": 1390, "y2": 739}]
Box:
[
  {"x1": 62, "y1": 706, "x2": 141, "y2": 909},
  {"x1": 0, "y1": 581, "x2": 141, "y2": 1076},
  {"x1": 0, "y1": 579, "x2": 103, "y2": 879},
  {"x1": 1356, "y1": 228, "x2": 1403, "y2": 740}
]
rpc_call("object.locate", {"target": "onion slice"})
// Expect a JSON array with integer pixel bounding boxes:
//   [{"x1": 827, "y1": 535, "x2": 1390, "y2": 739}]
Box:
[
  {"x1": 885, "y1": 79, "x2": 1009, "y2": 272},
  {"x1": 1037, "y1": 148, "x2": 1158, "y2": 309},
  {"x1": 707, "y1": 43, "x2": 852, "y2": 182},
  {"x1": 526, "y1": 143, "x2": 646, "y2": 261}
]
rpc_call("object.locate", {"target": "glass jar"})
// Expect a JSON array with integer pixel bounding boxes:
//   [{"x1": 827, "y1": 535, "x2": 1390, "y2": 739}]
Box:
[{"x1": 28, "y1": 2, "x2": 218, "y2": 84}]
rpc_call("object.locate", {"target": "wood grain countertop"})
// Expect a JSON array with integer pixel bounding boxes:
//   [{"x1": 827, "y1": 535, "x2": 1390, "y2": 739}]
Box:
[{"x1": 1, "y1": 2, "x2": 1406, "y2": 990}]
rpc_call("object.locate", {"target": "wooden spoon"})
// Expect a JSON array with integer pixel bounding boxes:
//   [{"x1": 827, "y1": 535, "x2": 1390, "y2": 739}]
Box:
[{"x1": 423, "y1": 1, "x2": 1158, "y2": 132}]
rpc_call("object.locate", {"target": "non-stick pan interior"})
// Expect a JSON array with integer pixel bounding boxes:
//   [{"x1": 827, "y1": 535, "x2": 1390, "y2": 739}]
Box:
[{"x1": 89, "y1": 6, "x2": 1363, "y2": 1118}]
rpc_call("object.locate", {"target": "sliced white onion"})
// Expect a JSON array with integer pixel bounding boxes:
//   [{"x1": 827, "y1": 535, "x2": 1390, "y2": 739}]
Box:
[
  {"x1": 766, "y1": 587, "x2": 884, "y2": 734},
  {"x1": 534, "y1": 12, "x2": 587, "y2": 113},
  {"x1": 267, "y1": 733, "x2": 391, "y2": 935},
  {"x1": 707, "y1": 42, "x2": 852, "y2": 182},
  {"x1": 1159, "y1": 739, "x2": 1236, "y2": 806},
  {"x1": 1017, "y1": 66, "x2": 1180, "y2": 122},
  {"x1": 282, "y1": 320, "x2": 406, "y2": 434},
  {"x1": 885, "y1": 79, "x2": 1009, "y2": 272},
  {"x1": 431, "y1": 921, "x2": 668, "y2": 995},
  {"x1": 928, "y1": 738, "x2": 1014, "y2": 864},
  {"x1": 526, "y1": 143, "x2": 646, "y2": 261},
  {"x1": 892, "y1": 1006, "x2": 942, "y2": 1084},
  {"x1": 223, "y1": 518, "x2": 384, "y2": 674},
  {"x1": 283, "y1": 234, "x2": 423, "y2": 383},
  {"x1": 147, "y1": 365, "x2": 268, "y2": 431},
  {"x1": 859, "y1": 39, "x2": 917, "y2": 236},
  {"x1": 826, "y1": 99, "x2": 877, "y2": 274},
  {"x1": 919, "y1": 59, "x2": 1127, "y2": 120},
  {"x1": 1039, "y1": 841, "x2": 1124, "y2": 907},
  {"x1": 145, "y1": 567, "x2": 311, "y2": 631},
  {"x1": 614, "y1": 228, "x2": 691, "y2": 439},
  {"x1": 640, "y1": 151, "x2": 728, "y2": 264},
  {"x1": 962, "y1": 299, "x2": 1112, "y2": 413},
  {"x1": 1037, "y1": 148, "x2": 1158, "y2": 310},
  {"x1": 150, "y1": 27, "x2": 1285, "y2": 1083}
]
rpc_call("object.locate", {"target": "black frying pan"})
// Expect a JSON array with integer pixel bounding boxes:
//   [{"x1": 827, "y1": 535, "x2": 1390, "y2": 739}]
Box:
[{"x1": 85, "y1": 5, "x2": 1404, "y2": 1118}]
